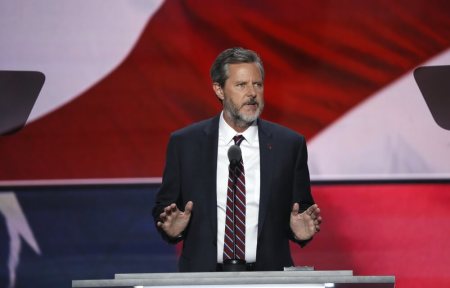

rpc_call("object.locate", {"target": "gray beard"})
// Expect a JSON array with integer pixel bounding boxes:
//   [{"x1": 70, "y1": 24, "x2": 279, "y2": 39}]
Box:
[{"x1": 223, "y1": 99, "x2": 264, "y2": 129}]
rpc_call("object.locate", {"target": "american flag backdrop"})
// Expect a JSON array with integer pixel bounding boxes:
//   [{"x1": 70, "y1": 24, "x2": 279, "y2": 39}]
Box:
[{"x1": 0, "y1": 1, "x2": 449, "y2": 287}]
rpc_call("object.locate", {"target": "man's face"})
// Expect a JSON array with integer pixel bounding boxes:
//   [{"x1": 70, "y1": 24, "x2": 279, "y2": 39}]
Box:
[{"x1": 215, "y1": 63, "x2": 264, "y2": 129}]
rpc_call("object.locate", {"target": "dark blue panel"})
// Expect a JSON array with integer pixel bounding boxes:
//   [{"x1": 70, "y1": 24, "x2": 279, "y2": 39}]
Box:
[{"x1": 0, "y1": 184, "x2": 177, "y2": 288}]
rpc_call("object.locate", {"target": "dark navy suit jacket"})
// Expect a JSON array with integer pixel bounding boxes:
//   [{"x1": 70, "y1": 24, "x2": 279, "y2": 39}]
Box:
[{"x1": 153, "y1": 114, "x2": 314, "y2": 271}]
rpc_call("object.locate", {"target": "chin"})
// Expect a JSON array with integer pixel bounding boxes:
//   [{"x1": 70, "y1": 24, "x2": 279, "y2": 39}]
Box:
[{"x1": 240, "y1": 113, "x2": 259, "y2": 124}]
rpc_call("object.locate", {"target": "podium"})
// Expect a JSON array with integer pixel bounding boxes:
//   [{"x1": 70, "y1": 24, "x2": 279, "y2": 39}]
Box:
[{"x1": 72, "y1": 270, "x2": 395, "y2": 288}]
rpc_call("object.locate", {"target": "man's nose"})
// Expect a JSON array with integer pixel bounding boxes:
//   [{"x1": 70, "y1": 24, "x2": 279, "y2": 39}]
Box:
[{"x1": 246, "y1": 84, "x2": 257, "y2": 97}]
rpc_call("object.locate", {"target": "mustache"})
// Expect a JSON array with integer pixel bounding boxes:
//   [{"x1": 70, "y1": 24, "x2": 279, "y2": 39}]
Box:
[{"x1": 242, "y1": 99, "x2": 259, "y2": 106}]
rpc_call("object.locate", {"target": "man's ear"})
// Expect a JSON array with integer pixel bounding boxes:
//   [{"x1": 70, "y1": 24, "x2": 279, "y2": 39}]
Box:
[{"x1": 212, "y1": 83, "x2": 224, "y2": 101}]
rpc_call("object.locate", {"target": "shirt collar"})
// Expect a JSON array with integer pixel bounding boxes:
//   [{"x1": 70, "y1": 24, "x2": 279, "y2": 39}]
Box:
[{"x1": 219, "y1": 111, "x2": 258, "y2": 146}]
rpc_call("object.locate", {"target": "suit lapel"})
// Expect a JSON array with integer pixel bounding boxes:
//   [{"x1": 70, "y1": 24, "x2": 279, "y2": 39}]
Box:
[
  {"x1": 203, "y1": 115, "x2": 220, "y2": 238},
  {"x1": 257, "y1": 119, "x2": 274, "y2": 237}
]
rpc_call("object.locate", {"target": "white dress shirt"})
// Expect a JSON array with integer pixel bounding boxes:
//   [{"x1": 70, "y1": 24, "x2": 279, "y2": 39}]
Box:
[{"x1": 217, "y1": 112, "x2": 260, "y2": 263}]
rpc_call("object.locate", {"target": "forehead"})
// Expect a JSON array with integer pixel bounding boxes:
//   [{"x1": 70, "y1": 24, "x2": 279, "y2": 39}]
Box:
[{"x1": 227, "y1": 63, "x2": 262, "y2": 81}]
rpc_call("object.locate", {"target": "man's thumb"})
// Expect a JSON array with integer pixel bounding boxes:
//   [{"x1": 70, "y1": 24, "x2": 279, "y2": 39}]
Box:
[
  {"x1": 292, "y1": 202, "x2": 300, "y2": 215},
  {"x1": 184, "y1": 201, "x2": 194, "y2": 215}
]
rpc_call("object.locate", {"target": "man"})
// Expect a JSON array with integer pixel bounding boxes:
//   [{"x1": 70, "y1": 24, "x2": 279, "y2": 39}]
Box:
[{"x1": 153, "y1": 47, "x2": 321, "y2": 272}]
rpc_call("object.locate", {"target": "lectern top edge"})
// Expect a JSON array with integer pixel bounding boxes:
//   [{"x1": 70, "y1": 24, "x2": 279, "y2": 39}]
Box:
[{"x1": 114, "y1": 270, "x2": 354, "y2": 279}]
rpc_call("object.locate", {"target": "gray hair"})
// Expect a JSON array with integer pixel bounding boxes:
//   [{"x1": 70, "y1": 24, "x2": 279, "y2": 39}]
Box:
[{"x1": 210, "y1": 47, "x2": 264, "y2": 87}]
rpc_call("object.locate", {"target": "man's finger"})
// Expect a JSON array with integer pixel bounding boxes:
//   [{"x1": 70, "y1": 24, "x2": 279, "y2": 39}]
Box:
[
  {"x1": 291, "y1": 203, "x2": 300, "y2": 215},
  {"x1": 317, "y1": 216, "x2": 323, "y2": 224},
  {"x1": 307, "y1": 204, "x2": 318, "y2": 214},
  {"x1": 184, "y1": 201, "x2": 194, "y2": 215},
  {"x1": 313, "y1": 206, "x2": 321, "y2": 215},
  {"x1": 164, "y1": 206, "x2": 173, "y2": 215}
]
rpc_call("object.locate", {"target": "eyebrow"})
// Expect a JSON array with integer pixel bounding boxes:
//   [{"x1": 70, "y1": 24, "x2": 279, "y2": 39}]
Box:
[{"x1": 233, "y1": 80, "x2": 262, "y2": 84}]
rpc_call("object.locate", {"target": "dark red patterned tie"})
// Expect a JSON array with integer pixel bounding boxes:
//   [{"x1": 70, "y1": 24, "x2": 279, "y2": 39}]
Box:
[{"x1": 223, "y1": 135, "x2": 246, "y2": 261}]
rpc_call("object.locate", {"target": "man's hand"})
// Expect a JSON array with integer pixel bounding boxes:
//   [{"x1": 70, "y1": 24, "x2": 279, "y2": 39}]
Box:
[
  {"x1": 157, "y1": 201, "x2": 193, "y2": 238},
  {"x1": 290, "y1": 203, "x2": 322, "y2": 241}
]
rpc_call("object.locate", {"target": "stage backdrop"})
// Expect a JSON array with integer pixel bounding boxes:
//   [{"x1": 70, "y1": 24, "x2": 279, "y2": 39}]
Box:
[
  {"x1": 1, "y1": 1, "x2": 450, "y2": 288},
  {"x1": 1, "y1": 0, "x2": 449, "y2": 180}
]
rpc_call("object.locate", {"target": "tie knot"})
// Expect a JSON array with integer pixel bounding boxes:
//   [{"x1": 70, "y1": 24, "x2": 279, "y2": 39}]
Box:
[{"x1": 233, "y1": 135, "x2": 245, "y2": 146}]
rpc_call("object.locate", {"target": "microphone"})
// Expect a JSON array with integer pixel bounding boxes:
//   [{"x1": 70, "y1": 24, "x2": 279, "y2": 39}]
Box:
[{"x1": 227, "y1": 145, "x2": 241, "y2": 168}]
